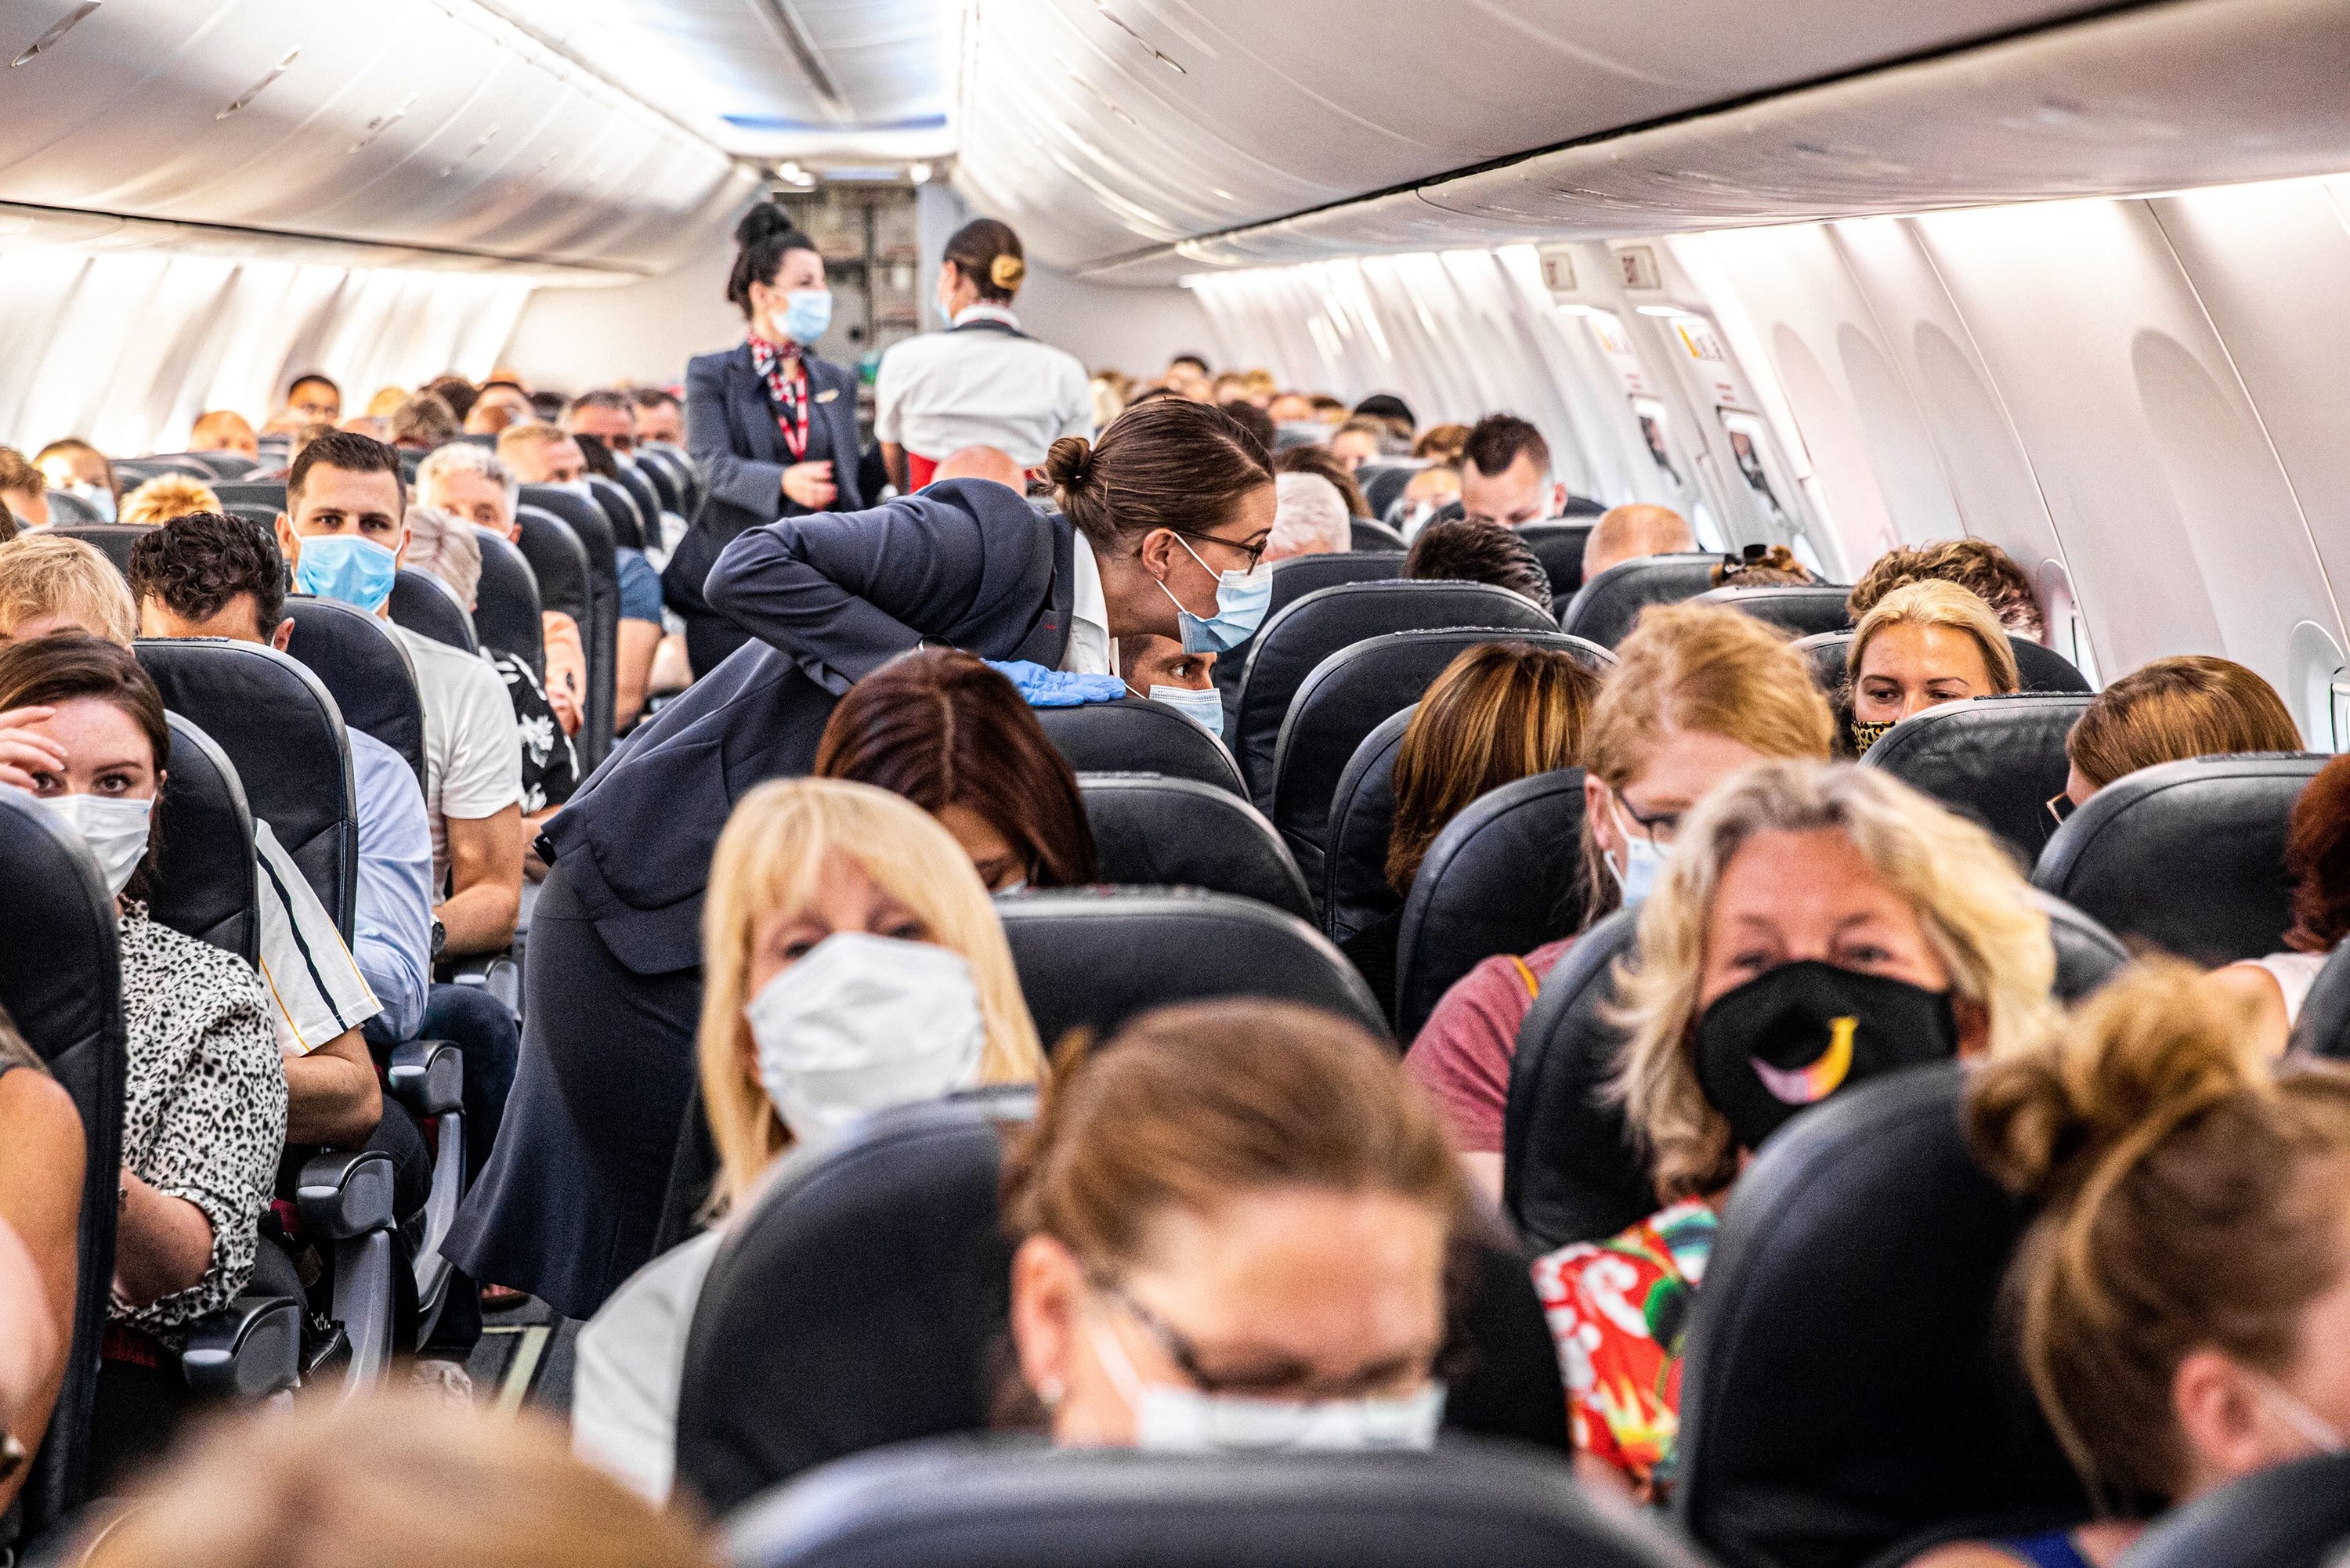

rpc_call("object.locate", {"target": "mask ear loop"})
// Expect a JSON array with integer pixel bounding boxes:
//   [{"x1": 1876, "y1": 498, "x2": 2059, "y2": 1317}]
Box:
[
  {"x1": 1084, "y1": 1307, "x2": 1152, "y2": 1424},
  {"x1": 2253, "y1": 1369, "x2": 2349, "y2": 1455}
]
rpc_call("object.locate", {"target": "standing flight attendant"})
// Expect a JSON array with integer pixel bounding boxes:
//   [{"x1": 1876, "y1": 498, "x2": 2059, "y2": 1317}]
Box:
[
  {"x1": 448, "y1": 398, "x2": 1277, "y2": 1317},
  {"x1": 874, "y1": 218, "x2": 1092, "y2": 492},
  {"x1": 667, "y1": 203, "x2": 864, "y2": 678}
]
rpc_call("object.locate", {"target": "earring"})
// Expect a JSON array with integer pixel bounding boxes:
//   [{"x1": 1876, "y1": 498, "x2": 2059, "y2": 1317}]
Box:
[{"x1": 1036, "y1": 1376, "x2": 1065, "y2": 1409}]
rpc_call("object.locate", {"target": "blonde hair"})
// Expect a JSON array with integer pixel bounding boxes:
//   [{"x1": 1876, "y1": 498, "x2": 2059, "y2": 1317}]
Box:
[
  {"x1": 401, "y1": 505, "x2": 482, "y2": 609},
  {"x1": 118, "y1": 474, "x2": 222, "y2": 528},
  {"x1": 1848, "y1": 578, "x2": 2020, "y2": 695},
  {"x1": 698, "y1": 779, "x2": 1046, "y2": 1210},
  {"x1": 0, "y1": 534, "x2": 137, "y2": 645},
  {"x1": 1613, "y1": 760, "x2": 2056, "y2": 1200},
  {"x1": 496, "y1": 423, "x2": 571, "y2": 463}
]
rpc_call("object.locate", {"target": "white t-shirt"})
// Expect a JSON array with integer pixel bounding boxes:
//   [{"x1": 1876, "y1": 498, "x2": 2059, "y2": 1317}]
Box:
[
  {"x1": 572, "y1": 1229, "x2": 725, "y2": 1505},
  {"x1": 2250, "y1": 950, "x2": 2330, "y2": 1026},
  {"x1": 386, "y1": 622, "x2": 524, "y2": 892},
  {"x1": 873, "y1": 305, "x2": 1092, "y2": 469}
]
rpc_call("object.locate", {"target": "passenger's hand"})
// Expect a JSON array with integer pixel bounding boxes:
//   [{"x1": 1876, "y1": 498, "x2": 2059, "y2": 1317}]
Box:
[
  {"x1": 984, "y1": 660, "x2": 1127, "y2": 707},
  {"x1": 781, "y1": 461, "x2": 838, "y2": 510},
  {"x1": 547, "y1": 686, "x2": 582, "y2": 738},
  {"x1": 0, "y1": 707, "x2": 63, "y2": 794}
]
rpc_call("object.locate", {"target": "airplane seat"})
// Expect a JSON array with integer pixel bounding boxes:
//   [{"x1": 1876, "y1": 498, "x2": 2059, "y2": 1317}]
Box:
[
  {"x1": 1032, "y1": 698, "x2": 1244, "y2": 797},
  {"x1": 2033, "y1": 753, "x2": 2329, "y2": 966},
  {"x1": 2117, "y1": 1453, "x2": 2350, "y2": 1568},
  {"x1": 585, "y1": 475, "x2": 647, "y2": 553},
  {"x1": 677, "y1": 1097, "x2": 1574, "y2": 1519},
  {"x1": 726, "y1": 1437, "x2": 1695, "y2": 1568},
  {"x1": 637, "y1": 444, "x2": 700, "y2": 514},
  {"x1": 1075, "y1": 773, "x2": 1313, "y2": 919},
  {"x1": 387, "y1": 568, "x2": 479, "y2": 655},
  {"x1": 1502, "y1": 898, "x2": 2128, "y2": 1255},
  {"x1": 1513, "y1": 519, "x2": 1593, "y2": 599},
  {"x1": 145, "y1": 712, "x2": 260, "y2": 960},
  {"x1": 1690, "y1": 582, "x2": 1853, "y2": 638},
  {"x1": 1860, "y1": 695, "x2": 2095, "y2": 862},
  {"x1": 1270, "y1": 628, "x2": 1611, "y2": 898},
  {"x1": 224, "y1": 503, "x2": 280, "y2": 532},
  {"x1": 1321, "y1": 706, "x2": 1415, "y2": 944},
  {"x1": 1791, "y1": 631, "x2": 2092, "y2": 696},
  {"x1": 1210, "y1": 553, "x2": 1407, "y2": 734},
  {"x1": 277, "y1": 598, "x2": 429, "y2": 797},
  {"x1": 48, "y1": 525, "x2": 148, "y2": 576},
  {"x1": 1557, "y1": 554, "x2": 1725, "y2": 648},
  {"x1": 633, "y1": 453, "x2": 684, "y2": 516},
  {"x1": 1394, "y1": 769, "x2": 1589, "y2": 1043},
  {"x1": 515, "y1": 495, "x2": 616, "y2": 768},
  {"x1": 0, "y1": 790, "x2": 129, "y2": 1540},
  {"x1": 1356, "y1": 461, "x2": 1424, "y2": 520},
  {"x1": 2288, "y1": 942, "x2": 2350, "y2": 1060},
  {"x1": 614, "y1": 465, "x2": 668, "y2": 552},
  {"x1": 190, "y1": 451, "x2": 258, "y2": 479},
  {"x1": 114, "y1": 457, "x2": 215, "y2": 486},
  {"x1": 472, "y1": 529, "x2": 548, "y2": 681},
  {"x1": 396, "y1": 450, "x2": 424, "y2": 485},
  {"x1": 42, "y1": 489, "x2": 107, "y2": 525},
  {"x1": 1350, "y1": 517, "x2": 1408, "y2": 552},
  {"x1": 1235, "y1": 581, "x2": 1558, "y2": 807},
  {"x1": 211, "y1": 481, "x2": 287, "y2": 512},
  {"x1": 997, "y1": 887, "x2": 1386, "y2": 1043},
  {"x1": 1674, "y1": 1064, "x2": 2089, "y2": 1568}
]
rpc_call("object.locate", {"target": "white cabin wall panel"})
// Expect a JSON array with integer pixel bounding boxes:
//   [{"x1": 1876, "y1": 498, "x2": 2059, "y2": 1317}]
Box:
[
  {"x1": 0, "y1": 251, "x2": 92, "y2": 453},
  {"x1": 1000, "y1": 260, "x2": 1220, "y2": 382},
  {"x1": 498, "y1": 229, "x2": 746, "y2": 392}
]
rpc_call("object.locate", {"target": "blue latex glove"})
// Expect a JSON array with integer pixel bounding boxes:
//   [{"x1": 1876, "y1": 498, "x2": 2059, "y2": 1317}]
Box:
[{"x1": 984, "y1": 659, "x2": 1127, "y2": 708}]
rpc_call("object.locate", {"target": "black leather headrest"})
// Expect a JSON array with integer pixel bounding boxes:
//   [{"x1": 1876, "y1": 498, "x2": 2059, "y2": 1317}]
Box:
[
  {"x1": 0, "y1": 791, "x2": 126, "y2": 1534},
  {"x1": 2034, "y1": 753, "x2": 2327, "y2": 966},
  {"x1": 211, "y1": 479, "x2": 286, "y2": 510},
  {"x1": 1271, "y1": 629, "x2": 1611, "y2": 894},
  {"x1": 1558, "y1": 554, "x2": 1723, "y2": 647},
  {"x1": 1396, "y1": 771, "x2": 1589, "y2": 1044},
  {"x1": 1691, "y1": 583, "x2": 1852, "y2": 638},
  {"x1": 998, "y1": 888, "x2": 1386, "y2": 1043},
  {"x1": 634, "y1": 452, "x2": 683, "y2": 513},
  {"x1": 473, "y1": 529, "x2": 546, "y2": 681},
  {"x1": 1357, "y1": 461, "x2": 1423, "y2": 520},
  {"x1": 519, "y1": 485, "x2": 620, "y2": 586},
  {"x1": 42, "y1": 489, "x2": 107, "y2": 525},
  {"x1": 1034, "y1": 699, "x2": 1243, "y2": 797},
  {"x1": 1238, "y1": 581, "x2": 1557, "y2": 805},
  {"x1": 1679, "y1": 1065, "x2": 2088, "y2": 1568},
  {"x1": 1794, "y1": 630, "x2": 2092, "y2": 695},
  {"x1": 146, "y1": 711, "x2": 257, "y2": 960},
  {"x1": 388, "y1": 568, "x2": 478, "y2": 654},
  {"x1": 1861, "y1": 695, "x2": 2095, "y2": 863},
  {"x1": 615, "y1": 466, "x2": 666, "y2": 548},
  {"x1": 49, "y1": 525, "x2": 146, "y2": 576},
  {"x1": 1350, "y1": 518, "x2": 1408, "y2": 552},
  {"x1": 512, "y1": 505, "x2": 591, "y2": 622},
  {"x1": 277, "y1": 597, "x2": 428, "y2": 802},
  {"x1": 519, "y1": 486, "x2": 620, "y2": 766},
  {"x1": 1513, "y1": 521, "x2": 1593, "y2": 598},
  {"x1": 586, "y1": 475, "x2": 646, "y2": 552},
  {"x1": 1076, "y1": 773, "x2": 1312, "y2": 920},
  {"x1": 2290, "y1": 945, "x2": 2350, "y2": 1060},
  {"x1": 2118, "y1": 1452, "x2": 2350, "y2": 1568},
  {"x1": 729, "y1": 1436, "x2": 1703, "y2": 1568},
  {"x1": 1322, "y1": 706, "x2": 1415, "y2": 944}
]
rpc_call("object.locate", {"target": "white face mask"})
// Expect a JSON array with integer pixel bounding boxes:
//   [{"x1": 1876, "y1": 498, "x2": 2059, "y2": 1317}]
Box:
[
  {"x1": 1086, "y1": 1315, "x2": 1445, "y2": 1455},
  {"x1": 1128, "y1": 681, "x2": 1225, "y2": 741},
  {"x1": 41, "y1": 793, "x2": 152, "y2": 899},
  {"x1": 63, "y1": 481, "x2": 116, "y2": 522},
  {"x1": 1606, "y1": 793, "x2": 1669, "y2": 910},
  {"x1": 743, "y1": 931, "x2": 985, "y2": 1146}
]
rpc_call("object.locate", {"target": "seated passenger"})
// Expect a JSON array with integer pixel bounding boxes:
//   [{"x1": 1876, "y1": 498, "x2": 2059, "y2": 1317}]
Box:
[
  {"x1": 1412, "y1": 423, "x2": 1471, "y2": 467},
  {"x1": 424, "y1": 376, "x2": 480, "y2": 428},
  {"x1": 930, "y1": 444, "x2": 1025, "y2": 489},
  {"x1": 467, "y1": 383, "x2": 533, "y2": 437},
  {"x1": 1535, "y1": 760, "x2": 2054, "y2": 1501},
  {"x1": 631, "y1": 387, "x2": 683, "y2": 447},
  {"x1": 1264, "y1": 472, "x2": 1350, "y2": 565},
  {"x1": 187, "y1": 410, "x2": 258, "y2": 461},
  {"x1": 2057, "y1": 653, "x2": 2299, "y2": 813},
  {"x1": 391, "y1": 392, "x2": 460, "y2": 453},
  {"x1": 1353, "y1": 392, "x2": 1416, "y2": 447},
  {"x1": 0, "y1": 448, "x2": 45, "y2": 529},
  {"x1": 0, "y1": 534, "x2": 138, "y2": 645},
  {"x1": 34, "y1": 439, "x2": 118, "y2": 522},
  {"x1": 1396, "y1": 464, "x2": 1462, "y2": 537},
  {"x1": 565, "y1": 389, "x2": 638, "y2": 457},
  {"x1": 1222, "y1": 400, "x2": 1278, "y2": 462},
  {"x1": 1846, "y1": 580, "x2": 2020, "y2": 752},
  {"x1": 1004, "y1": 999, "x2": 1464, "y2": 1450},
  {"x1": 1272, "y1": 443, "x2": 1370, "y2": 519},
  {"x1": 0, "y1": 636, "x2": 284, "y2": 1483},
  {"x1": 1914, "y1": 963, "x2": 2350, "y2": 1568},
  {"x1": 1266, "y1": 390, "x2": 1317, "y2": 425},
  {"x1": 1405, "y1": 604, "x2": 1833, "y2": 1199},
  {"x1": 1329, "y1": 417, "x2": 1386, "y2": 474},
  {"x1": 1116, "y1": 634, "x2": 1220, "y2": 736},
  {"x1": 572, "y1": 778, "x2": 1047, "y2": 1503},
  {"x1": 1460, "y1": 414, "x2": 1567, "y2": 528},
  {"x1": 1340, "y1": 641, "x2": 1599, "y2": 1018},
  {"x1": 280, "y1": 372, "x2": 342, "y2": 428},
  {"x1": 1710, "y1": 541, "x2": 1817, "y2": 587},
  {"x1": 1582, "y1": 502, "x2": 1695, "y2": 581},
  {"x1": 1847, "y1": 537, "x2": 2048, "y2": 642},
  {"x1": 118, "y1": 474, "x2": 221, "y2": 528},
  {"x1": 2204, "y1": 750, "x2": 2346, "y2": 1050},
  {"x1": 0, "y1": 1008, "x2": 83, "y2": 1514},
  {"x1": 1403, "y1": 517, "x2": 1553, "y2": 613},
  {"x1": 812, "y1": 649, "x2": 1098, "y2": 891}
]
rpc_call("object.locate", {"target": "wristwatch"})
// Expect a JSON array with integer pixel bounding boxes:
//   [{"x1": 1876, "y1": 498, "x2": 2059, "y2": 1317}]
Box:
[{"x1": 430, "y1": 917, "x2": 446, "y2": 958}]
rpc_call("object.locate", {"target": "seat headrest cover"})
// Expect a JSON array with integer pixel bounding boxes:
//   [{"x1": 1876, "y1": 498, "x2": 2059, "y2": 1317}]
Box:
[
  {"x1": 1860, "y1": 695, "x2": 2094, "y2": 862},
  {"x1": 1558, "y1": 554, "x2": 1723, "y2": 647},
  {"x1": 1676, "y1": 1064, "x2": 2085, "y2": 1568},
  {"x1": 1690, "y1": 583, "x2": 1853, "y2": 638},
  {"x1": 1033, "y1": 698, "x2": 1244, "y2": 797},
  {"x1": 2117, "y1": 1451, "x2": 2350, "y2": 1568},
  {"x1": 1076, "y1": 773, "x2": 1313, "y2": 919},
  {"x1": 2033, "y1": 753, "x2": 2327, "y2": 967},
  {"x1": 146, "y1": 711, "x2": 258, "y2": 961},
  {"x1": 277, "y1": 598, "x2": 427, "y2": 798},
  {"x1": 730, "y1": 1436, "x2": 1708, "y2": 1568}
]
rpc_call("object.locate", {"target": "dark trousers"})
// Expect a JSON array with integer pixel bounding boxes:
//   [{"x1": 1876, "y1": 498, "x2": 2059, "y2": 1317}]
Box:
[{"x1": 420, "y1": 981, "x2": 519, "y2": 1181}]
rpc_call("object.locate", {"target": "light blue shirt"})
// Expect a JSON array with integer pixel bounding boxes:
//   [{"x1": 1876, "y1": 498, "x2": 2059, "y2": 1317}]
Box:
[{"x1": 351, "y1": 728, "x2": 433, "y2": 1042}]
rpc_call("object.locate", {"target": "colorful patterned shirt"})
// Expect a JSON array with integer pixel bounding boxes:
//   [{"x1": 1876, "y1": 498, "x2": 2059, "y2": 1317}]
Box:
[{"x1": 1531, "y1": 1199, "x2": 1719, "y2": 1498}]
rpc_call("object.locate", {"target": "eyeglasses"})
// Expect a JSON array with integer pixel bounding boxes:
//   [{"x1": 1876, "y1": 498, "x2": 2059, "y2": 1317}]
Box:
[
  {"x1": 1618, "y1": 794, "x2": 1684, "y2": 847},
  {"x1": 1174, "y1": 528, "x2": 1268, "y2": 574},
  {"x1": 2045, "y1": 789, "x2": 2077, "y2": 829},
  {"x1": 1088, "y1": 1274, "x2": 1435, "y2": 1400}
]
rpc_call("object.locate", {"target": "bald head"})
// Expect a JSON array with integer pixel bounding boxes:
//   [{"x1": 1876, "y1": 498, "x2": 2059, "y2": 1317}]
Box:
[
  {"x1": 1583, "y1": 504, "x2": 1695, "y2": 580},
  {"x1": 931, "y1": 445, "x2": 1025, "y2": 490}
]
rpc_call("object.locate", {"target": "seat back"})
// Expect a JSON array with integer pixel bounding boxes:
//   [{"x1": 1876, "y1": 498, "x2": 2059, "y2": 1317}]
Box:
[
  {"x1": 0, "y1": 791, "x2": 125, "y2": 1535},
  {"x1": 512, "y1": 505, "x2": 590, "y2": 623},
  {"x1": 1076, "y1": 774, "x2": 1312, "y2": 919},
  {"x1": 728, "y1": 1436, "x2": 1702, "y2": 1568},
  {"x1": 999, "y1": 888, "x2": 1386, "y2": 1043},
  {"x1": 1691, "y1": 582, "x2": 1852, "y2": 638},
  {"x1": 278, "y1": 597, "x2": 428, "y2": 800},
  {"x1": 42, "y1": 489, "x2": 106, "y2": 524},
  {"x1": 634, "y1": 450, "x2": 683, "y2": 515},
  {"x1": 2120, "y1": 1453, "x2": 2350, "y2": 1568},
  {"x1": 1321, "y1": 706, "x2": 1416, "y2": 942},
  {"x1": 145, "y1": 711, "x2": 261, "y2": 959},
  {"x1": 1514, "y1": 520, "x2": 1593, "y2": 599},
  {"x1": 225, "y1": 503, "x2": 280, "y2": 532},
  {"x1": 615, "y1": 465, "x2": 667, "y2": 551},
  {"x1": 2289, "y1": 943, "x2": 2350, "y2": 1060},
  {"x1": 472, "y1": 529, "x2": 546, "y2": 680},
  {"x1": 1033, "y1": 698, "x2": 1243, "y2": 797},
  {"x1": 520, "y1": 484, "x2": 620, "y2": 766},
  {"x1": 388, "y1": 568, "x2": 479, "y2": 653},
  {"x1": 49, "y1": 524, "x2": 147, "y2": 576},
  {"x1": 136, "y1": 638, "x2": 359, "y2": 934},
  {"x1": 1209, "y1": 553, "x2": 1407, "y2": 734},
  {"x1": 2034, "y1": 753, "x2": 2328, "y2": 966},
  {"x1": 1558, "y1": 553, "x2": 1723, "y2": 647},
  {"x1": 1236, "y1": 581, "x2": 1558, "y2": 805},
  {"x1": 1676, "y1": 1066, "x2": 2088, "y2": 1568},
  {"x1": 212, "y1": 479, "x2": 287, "y2": 511},
  {"x1": 1356, "y1": 461, "x2": 1423, "y2": 520},
  {"x1": 1271, "y1": 628, "x2": 1610, "y2": 896},
  {"x1": 1350, "y1": 518, "x2": 1407, "y2": 552},
  {"x1": 1395, "y1": 771, "x2": 1589, "y2": 1043},
  {"x1": 190, "y1": 451, "x2": 258, "y2": 479},
  {"x1": 1793, "y1": 631, "x2": 2092, "y2": 696},
  {"x1": 1861, "y1": 695, "x2": 2095, "y2": 862},
  {"x1": 586, "y1": 475, "x2": 645, "y2": 552}
]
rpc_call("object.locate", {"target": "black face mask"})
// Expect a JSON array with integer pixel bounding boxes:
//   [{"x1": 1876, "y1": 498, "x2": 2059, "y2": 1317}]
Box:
[{"x1": 1694, "y1": 960, "x2": 1960, "y2": 1153}]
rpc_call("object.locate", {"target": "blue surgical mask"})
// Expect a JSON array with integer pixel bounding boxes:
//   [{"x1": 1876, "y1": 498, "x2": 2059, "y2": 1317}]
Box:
[
  {"x1": 64, "y1": 481, "x2": 115, "y2": 522},
  {"x1": 294, "y1": 533, "x2": 400, "y2": 614},
  {"x1": 1086, "y1": 1318, "x2": 1444, "y2": 1454},
  {"x1": 783, "y1": 287, "x2": 833, "y2": 346},
  {"x1": 1159, "y1": 536, "x2": 1271, "y2": 655},
  {"x1": 1609, "y1": 795, "x2": 1670, "y2": 910},
  {"x1": 1132, "y1": 682, "x2": 1225, "y2": 741}
]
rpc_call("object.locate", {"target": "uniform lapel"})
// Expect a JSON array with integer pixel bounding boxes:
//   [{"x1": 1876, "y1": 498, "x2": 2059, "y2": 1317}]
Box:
[{"x1": 729, "y1": 346, "x2": 779, "y2": 466}]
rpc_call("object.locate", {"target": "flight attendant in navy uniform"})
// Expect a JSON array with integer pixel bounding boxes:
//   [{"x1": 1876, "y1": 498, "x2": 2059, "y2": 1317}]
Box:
[{"x1": 665, "y1": 202, "x2": 866, "y2": 678}]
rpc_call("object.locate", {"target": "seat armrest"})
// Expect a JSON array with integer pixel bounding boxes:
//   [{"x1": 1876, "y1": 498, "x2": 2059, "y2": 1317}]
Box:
[
  {"x1": 449, "y1": 952, "x2": 521, "y2": 1022},
  {"x1": 295, "y1": 1148, "x2": 396, "y2": 1239},
  {"x1": 387, "y1": 1039, "x2": 464, "y2": 1117},
  {"x1": 181, "y1": 1293, "x2": 302, "y2": 1400}
]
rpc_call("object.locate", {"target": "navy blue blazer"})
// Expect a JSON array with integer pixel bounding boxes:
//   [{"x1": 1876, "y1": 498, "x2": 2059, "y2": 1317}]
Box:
[
  {"x1": 544, "y1": 479, "x2": 1075, "y2": 974},
  {"x1": 667, "y1": 342, "x2": 864, "y2": 615}
]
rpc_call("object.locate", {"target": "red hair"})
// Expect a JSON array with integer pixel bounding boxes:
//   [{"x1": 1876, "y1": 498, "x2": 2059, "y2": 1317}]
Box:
[{"x1": 2285, "y1": 753, "x2": 2350, "y2": 953}]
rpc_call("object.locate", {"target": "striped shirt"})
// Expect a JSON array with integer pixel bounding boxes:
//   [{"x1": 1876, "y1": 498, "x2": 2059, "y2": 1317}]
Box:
[{"x1": 253, "y1": 818, "x2": 381, "y2": 1055}]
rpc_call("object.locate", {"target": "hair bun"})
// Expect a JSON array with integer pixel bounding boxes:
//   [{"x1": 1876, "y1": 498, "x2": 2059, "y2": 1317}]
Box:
[
  {"x1": 735, "y1": 201, "x2": 793, "y2": 249},
  {"x1": 989, "y1": 254, "x2": 1026, "y2": 291},
  {"x1": 1043, "y1": 436, "x2": 1094, "y2": 491}
]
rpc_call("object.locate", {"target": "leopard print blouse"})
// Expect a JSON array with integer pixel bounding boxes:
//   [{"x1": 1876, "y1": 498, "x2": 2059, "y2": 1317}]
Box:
[{"x1": 114, "y1": 905, "x2": 286, "y2": 1344}]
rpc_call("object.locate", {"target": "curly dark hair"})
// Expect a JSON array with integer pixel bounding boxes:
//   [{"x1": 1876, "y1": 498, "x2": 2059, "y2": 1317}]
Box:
[
  {"x1": 1404, "y1": 518, "x2": 1553, "y2": 613},
  {"x1": 126, "y1": 511, "x2": 286, "y2": 636}
]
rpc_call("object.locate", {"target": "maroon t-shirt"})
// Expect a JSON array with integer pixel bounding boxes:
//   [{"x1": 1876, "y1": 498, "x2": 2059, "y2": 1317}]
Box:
[{"x1": 1403, "y1": 937, "x2": 1577, "y2": 1153}]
